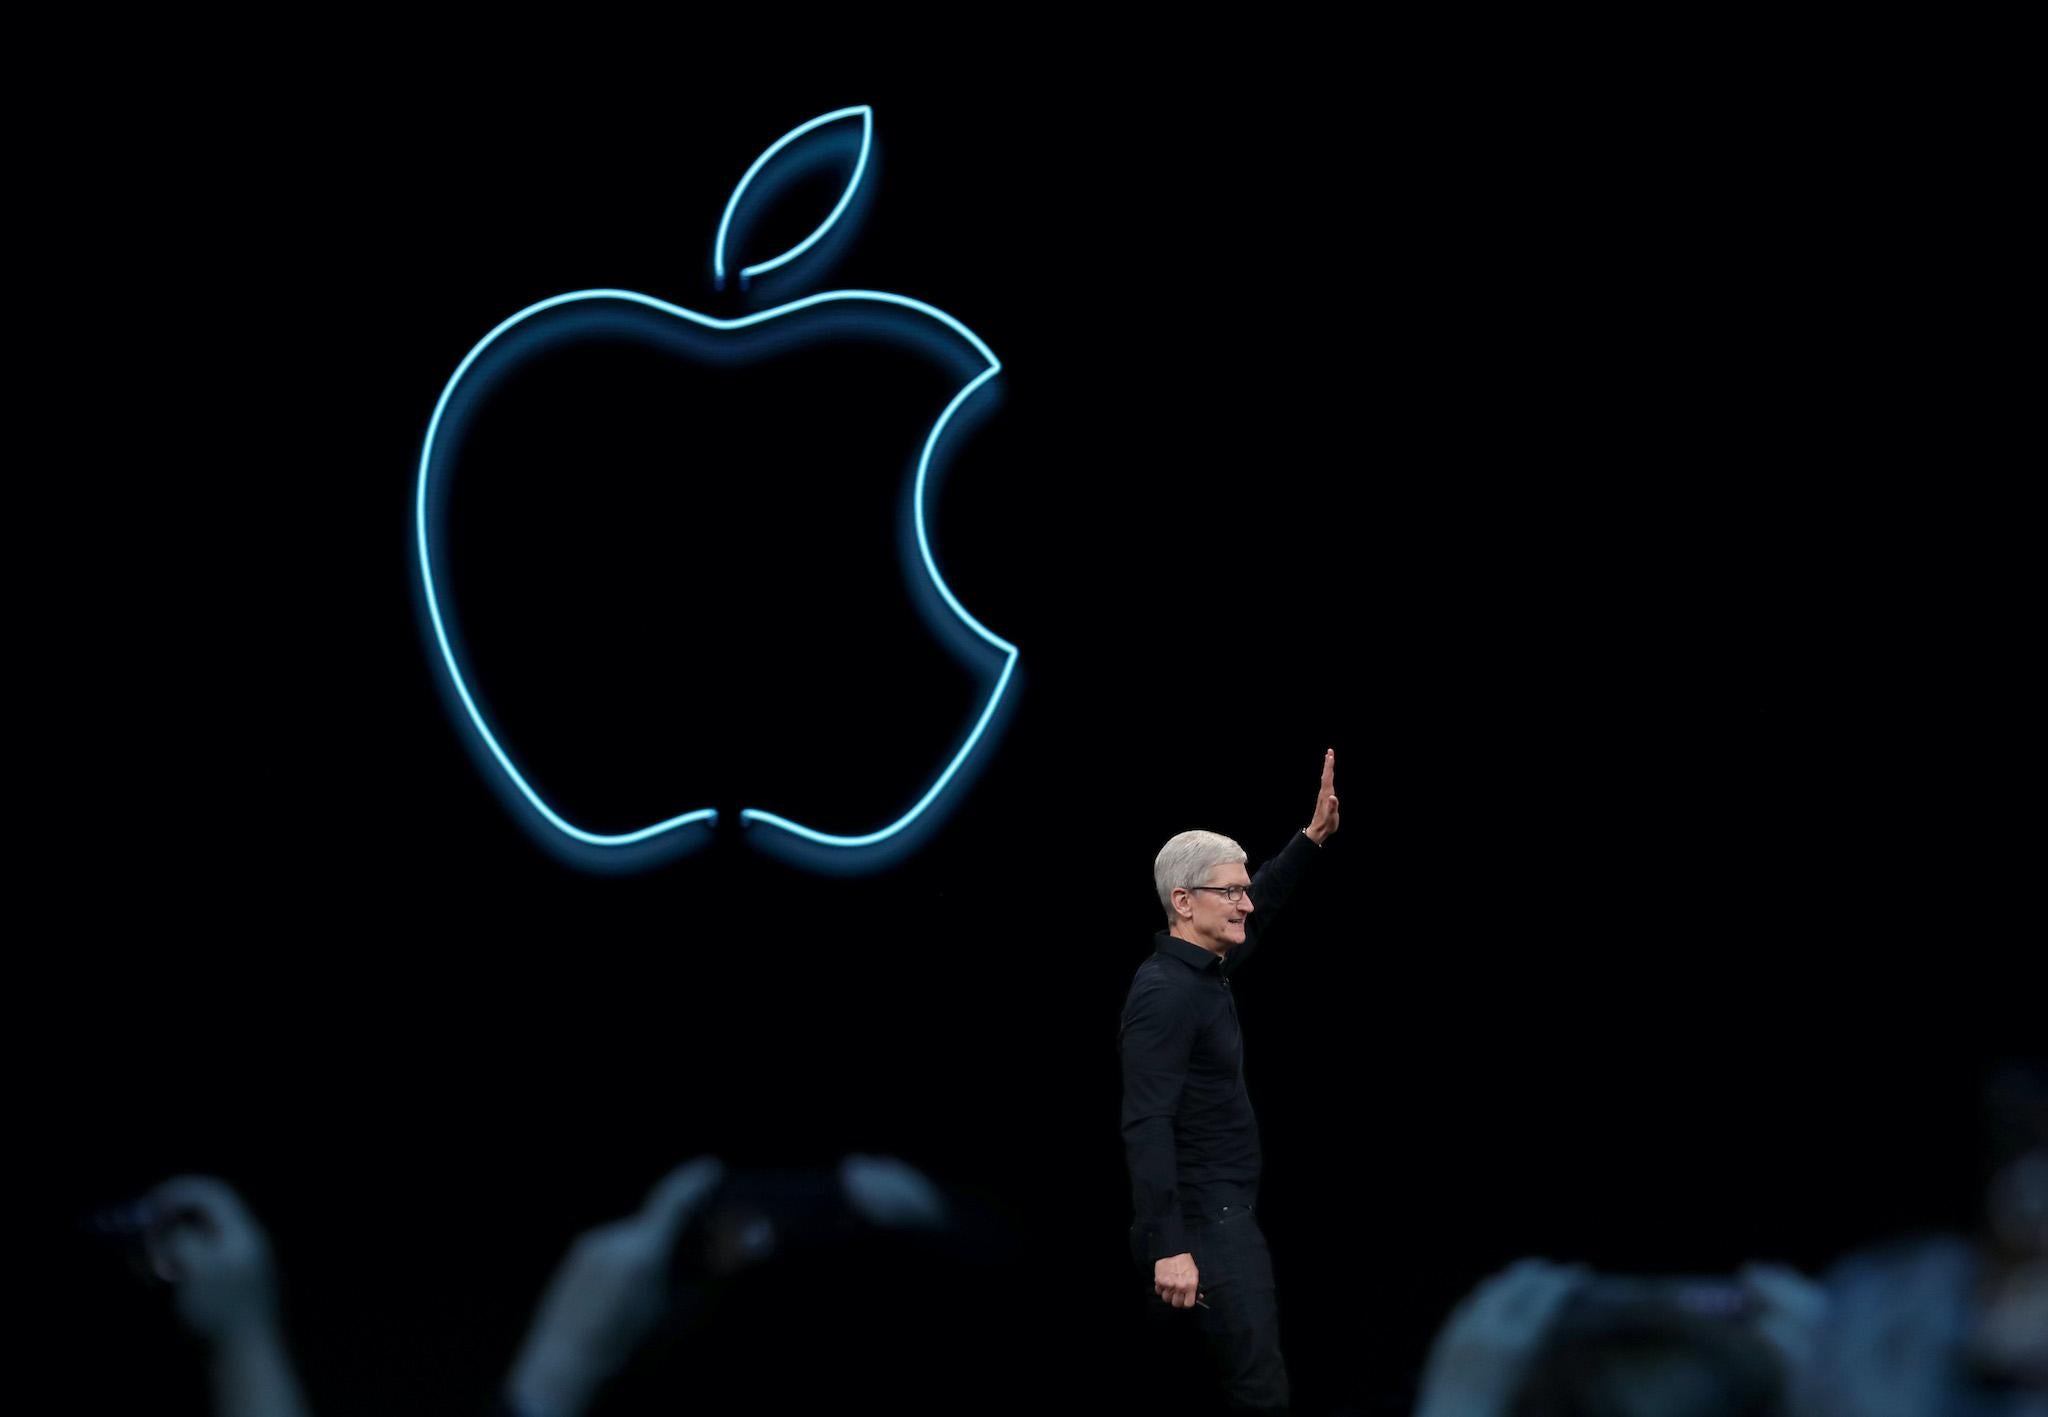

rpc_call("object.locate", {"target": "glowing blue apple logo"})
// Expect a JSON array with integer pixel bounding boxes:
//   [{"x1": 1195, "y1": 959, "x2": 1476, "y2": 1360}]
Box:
[{"x1": 414, "y1": 105, "x2": 1014, "y2": 870}]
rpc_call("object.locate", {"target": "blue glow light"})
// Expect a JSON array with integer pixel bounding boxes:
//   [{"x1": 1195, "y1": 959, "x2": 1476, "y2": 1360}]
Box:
[
  {"x1": 415, "y1": 288, "x2": 1012, "y2": 856},
  {"x1": 713, "y1": 105, "x2": 873, "y2": 290}
]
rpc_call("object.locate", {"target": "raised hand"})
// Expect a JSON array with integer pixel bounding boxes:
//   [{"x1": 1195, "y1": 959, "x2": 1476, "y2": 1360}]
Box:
[
  {"x1": 507, "y1": 1156, "x2": 725, "y2": 1417},
  {"x1": 136, "y1": 1176, "x2": 313, "y2": 1417},
  {"x1": 143, "y1": 1176, "x2": 283, "y2": 1343},
  {"x1": 1305, "y1": 748, "x2": 1339, "y2": 845}
]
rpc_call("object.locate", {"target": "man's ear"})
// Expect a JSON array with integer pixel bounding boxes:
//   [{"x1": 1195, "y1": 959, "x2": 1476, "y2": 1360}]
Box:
[{"x1": 1169, "y1": 888, "x2": 1193, "y2": 920}]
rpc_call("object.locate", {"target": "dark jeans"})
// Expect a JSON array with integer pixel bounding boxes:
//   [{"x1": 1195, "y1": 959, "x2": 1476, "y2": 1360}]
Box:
[{"x1": 1140, "y1": 1201, "x2": 1290, "y2": 1415}]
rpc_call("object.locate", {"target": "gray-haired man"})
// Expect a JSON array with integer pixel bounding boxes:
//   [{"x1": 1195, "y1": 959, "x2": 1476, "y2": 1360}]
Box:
[{"x1": 1120, "y1": 749, "x2": 1339, "y2": 1415}]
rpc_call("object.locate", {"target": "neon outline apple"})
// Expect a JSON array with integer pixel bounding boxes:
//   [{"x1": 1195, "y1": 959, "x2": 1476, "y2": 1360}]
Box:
[{"x1": 414, "y1": 105, "x2": 1014, "y2": 863}]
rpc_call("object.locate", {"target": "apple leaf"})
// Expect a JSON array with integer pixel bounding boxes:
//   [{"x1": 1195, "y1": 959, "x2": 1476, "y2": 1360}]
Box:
[{"x1": 713, "y1": 104, "x2": 874, "y2": 291}]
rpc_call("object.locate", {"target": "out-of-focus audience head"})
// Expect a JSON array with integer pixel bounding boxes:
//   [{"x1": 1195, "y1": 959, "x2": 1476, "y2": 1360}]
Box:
[
  {"x1": 1508, "y1": 1273, "x2": 1805, "y2": 1417},
  {"x1": 1978, "y1": 1062, "x2": 2048, "y2": 1389},
  {"x1": 1796, "y1": 1062, "x2": 2048, "y2": 1417},
  {"x1": 1415, "y1": 1259, "x2": 1822, "y2": 1417},
  {"x1": 1983, "y1": 1062, "x2": 2048, "y2": 1260},
  {"x1": 1416, "y1": 1063, "x2": 2046, "y2": 1417}
]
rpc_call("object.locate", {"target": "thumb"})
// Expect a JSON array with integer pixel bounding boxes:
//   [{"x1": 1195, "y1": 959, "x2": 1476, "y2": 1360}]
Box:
[{"x1": 636, "y1": 1156, "x2": 725, "y2": 1246}]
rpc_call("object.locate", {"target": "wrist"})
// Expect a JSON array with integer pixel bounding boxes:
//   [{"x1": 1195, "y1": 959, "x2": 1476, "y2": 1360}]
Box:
[
  {"x1": 505, "y1": 1352, "x2": 597, "y2": 1417},
  {"x1": 207, "y1": 1310, "x2": 288, "y2": 1356},
  {"x1": 496, "y1": 1391, "x2": 565, "y2": 1417}
]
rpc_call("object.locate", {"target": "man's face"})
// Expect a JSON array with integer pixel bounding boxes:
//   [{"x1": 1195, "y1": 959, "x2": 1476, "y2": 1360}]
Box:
[{"x1": 1178, "y1": 862, "x2": 1255, "y2": 954}]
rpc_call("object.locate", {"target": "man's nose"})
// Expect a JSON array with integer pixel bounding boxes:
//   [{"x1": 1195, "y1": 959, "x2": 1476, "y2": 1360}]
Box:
[{"x1": 1239, "y1": 893, "x2": 1255, "y2": 914}]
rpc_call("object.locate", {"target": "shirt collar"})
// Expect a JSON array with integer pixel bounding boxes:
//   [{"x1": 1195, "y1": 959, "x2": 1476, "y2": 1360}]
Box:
[{"x1": 1154, "y1": 930, "x2": 1226, "y2": 973}]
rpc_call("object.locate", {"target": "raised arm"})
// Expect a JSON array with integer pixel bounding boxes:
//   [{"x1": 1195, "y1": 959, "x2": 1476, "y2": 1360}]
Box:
[
  {"x1": 143, "y1": 1177, "x2": 315, "y2": 1417},
  {"x1": 505, "y1": 1158, "x2": 725, "y2": 1417},
  {"x1": 1228, "y1": 748, "x2": 1339, "y2": 973}
]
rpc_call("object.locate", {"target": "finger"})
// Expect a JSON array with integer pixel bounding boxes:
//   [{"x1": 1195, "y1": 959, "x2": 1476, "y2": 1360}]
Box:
[
  {"x1": 637, "y1": 1156, "x2": 726, "y2": 1246},
  {"x1": 840, "y1": 1153, "x2": 948, "y2": 1228},
  {"x1": 1320, "y1": 748, "x2": 1335, "y2": 792}
]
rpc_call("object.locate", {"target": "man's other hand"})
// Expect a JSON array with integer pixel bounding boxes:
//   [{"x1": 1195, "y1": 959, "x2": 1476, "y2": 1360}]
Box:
[
  {"x1": 1305, "y1": 748, "x2": 1339, "y2": 845},
  {"x1": 1155, "y1": 1252, "x2": 1201, "y2": 1309}
]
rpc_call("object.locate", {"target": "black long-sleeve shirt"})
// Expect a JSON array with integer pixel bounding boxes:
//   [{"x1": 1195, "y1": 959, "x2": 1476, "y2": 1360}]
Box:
[{"x1": 1119, "y1": 830, "x2": 1321, "y2": 1265}]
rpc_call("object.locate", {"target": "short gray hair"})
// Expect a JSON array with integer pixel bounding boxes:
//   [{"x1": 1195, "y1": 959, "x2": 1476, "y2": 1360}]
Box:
[{"x1": 1153, "y1": 829, "x2": 1247, "y2": 922}]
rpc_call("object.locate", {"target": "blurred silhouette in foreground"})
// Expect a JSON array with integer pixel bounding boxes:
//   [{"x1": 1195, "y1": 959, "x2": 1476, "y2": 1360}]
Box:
[
  {"x1": 1793, "y1": 1061, "x2": 2047, "y2": 1417},
  {"x1": 88, "y1": 1176, "x2": 314, "y2": 1417},
  {"x1": 1412, "y1": 1062, "x2": 2047, "y2": 1417},
  {"x1": 503, "y1": 1151, "x2": 990, "y2": 1415},
  {"x1": 502, "y1": 1156, "x2": 728, "y2": 1417},
  {"x1": 1413, "y1": 1259, "x2": 1820, "y2": 1417},
  {"x1": 101, "y1": 1153, "x2": 1024, "y2": 1416}
]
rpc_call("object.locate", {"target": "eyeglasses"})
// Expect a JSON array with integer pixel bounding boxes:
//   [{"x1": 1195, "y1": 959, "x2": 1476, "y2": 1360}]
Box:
[{"x1": 1188, "y1": 884, "x2": 1252, "y2": 903}]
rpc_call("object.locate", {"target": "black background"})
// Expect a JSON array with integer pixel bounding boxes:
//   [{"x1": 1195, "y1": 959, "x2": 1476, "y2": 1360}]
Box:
[{"x1": 43, "y1": 68, "x2": 2031, "y2": 1415}]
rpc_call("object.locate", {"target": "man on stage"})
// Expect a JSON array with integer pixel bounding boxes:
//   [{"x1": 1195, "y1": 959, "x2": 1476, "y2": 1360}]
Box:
[{"x1": 1120, "y1": 748, "x2": 1340, "y2": 1415}]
